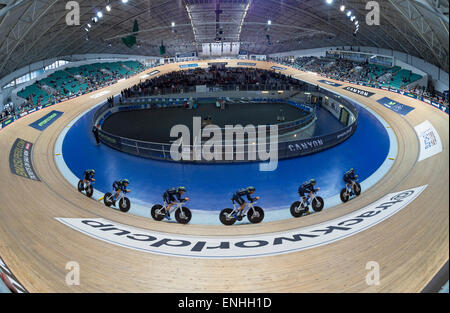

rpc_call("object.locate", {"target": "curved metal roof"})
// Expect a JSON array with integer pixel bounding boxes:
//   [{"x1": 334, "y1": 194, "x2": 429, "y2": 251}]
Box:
[{"x1": 0, "y1": 0, "x2": 448, "y2": 78}]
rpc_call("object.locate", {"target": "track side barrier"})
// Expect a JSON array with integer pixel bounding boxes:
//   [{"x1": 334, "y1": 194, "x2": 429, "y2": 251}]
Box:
[{"x1": 93, "y1": 87, "x2": 358, "y2": 163}]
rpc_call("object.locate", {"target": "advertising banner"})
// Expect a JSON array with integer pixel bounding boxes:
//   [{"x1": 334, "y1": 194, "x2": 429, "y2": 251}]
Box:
[
  {"x1": 29, "y1": 110, "x2": 63, "y2": 131},
  {"x1": 271, "y1": 66, "x2": 287, "y2": 71},
  {"x1": 237, "y1": 62, "x2": 256, "y2": 66},
  {"x1": 179, "y1": 64, "x2": 199, "y2": 69},
  {"x1": 281, "y1": 124, "x2": 356, "y2": 158},
  {"x1": 318, "y1": 80, "x2": 342, "y2": 87},
  {"x1": 415, "y1": 120, "x2": 443, "y2": 162},
  {"x1": 399, "y1": 91, "x2": 418, "y2": 99},
  {"x1": 376, "y1": 97, "x2": 415, "y2": 116},
  {"x1": 9, "y1": 138, "x2": 40, "y2": 181},
  {"x1": 343, "y1": 86, "x2": 375, "y2": 98},
  {"x1": 0, "y1": 117, "x2": 15, "y2": 130}
]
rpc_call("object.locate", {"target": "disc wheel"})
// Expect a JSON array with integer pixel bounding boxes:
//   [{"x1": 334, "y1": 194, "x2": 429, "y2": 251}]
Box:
[
  {"x1": 290, "y1": 201, "x2": 306, "y2": 217},
  {"x1": 118, "y1": 197, "x2": 131, "y2": 212},
  {"x1": 340, "y1": 188, "x2": 350, "y2": 203},
  {"x1": 312, "y1": 197, "x2": 324, "y2": 212},
  {"x1": 85, "y1": 185, "x2": 94, "y2": 198},
  {"x1": 175, "y1": 207, "x2": 192, "y2": 224},
  {"x1": 354, "y1": 182, "x2": 361, "y2": 196},
  {"x1": 77, "y1": 180, "x2": 84, "y2": 192},
  {"x1": 151, "y1": 204, "x2": 165, "y2": 221},
  {"x1": 219, "y1": 208, "x2": 236, "y2": 226},
  {"x1": 248, "y1": 206, "x2": 264, "y2": 224},
  {"x1": 103, "y1": 192, "x2": 114, "y2": 207}
]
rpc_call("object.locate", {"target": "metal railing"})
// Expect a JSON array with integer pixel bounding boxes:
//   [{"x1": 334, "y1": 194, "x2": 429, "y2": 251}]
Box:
[
  {"x1": 93, "y1": 87, "x2": 358, "y2": 163},
  {"x1": 123, "y1": 82, "x2": 305, "y2": 97}
]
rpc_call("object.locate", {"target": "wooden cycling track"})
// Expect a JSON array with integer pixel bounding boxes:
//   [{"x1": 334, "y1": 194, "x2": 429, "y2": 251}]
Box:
[{"x1": 0, "y1": 60, "x2": 448, "y2": 292}]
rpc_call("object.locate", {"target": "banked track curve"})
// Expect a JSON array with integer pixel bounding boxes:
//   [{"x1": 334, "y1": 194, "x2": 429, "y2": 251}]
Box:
[{"x1": 0, "y1": 60, "x2": 448, "y2": 292}]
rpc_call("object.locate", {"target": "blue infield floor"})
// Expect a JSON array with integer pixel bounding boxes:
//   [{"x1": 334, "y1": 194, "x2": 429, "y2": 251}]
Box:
[{"x1": 57, "y1": 98, "x2": 394, "y2": 225}]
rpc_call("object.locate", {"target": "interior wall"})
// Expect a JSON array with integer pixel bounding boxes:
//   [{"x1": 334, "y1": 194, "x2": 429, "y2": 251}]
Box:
[
  {"x1": 0, "y1": 87, "x2": 13, "y2": 110},
  {"x1": 270, "y1": 47, "x2": 334, "y2": 58},
  {"x1": 0, "y1": 94, "x2": 5, "y2": 111}
]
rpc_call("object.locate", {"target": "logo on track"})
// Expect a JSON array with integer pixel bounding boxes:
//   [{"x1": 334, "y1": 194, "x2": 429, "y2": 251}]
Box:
[
  {"x1": 343, "y1": 86, "x2": 375, "y2": 98},
  {"x1": 9, "y1": 138, "x2": 40, "y2": 181},
  {"x1": 57, "y1": 186, "x2": 427, "y2": 259},
  {"x1": 29, "y1": 110, "x2": 63, "y2": 131}
]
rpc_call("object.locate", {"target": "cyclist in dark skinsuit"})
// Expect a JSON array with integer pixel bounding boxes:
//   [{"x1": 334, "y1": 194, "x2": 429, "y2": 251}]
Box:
[
  {"x1": 344, "y1": 168, "x2": 358, "y2": 195},
  {"x1": 231, "y1": 186, "x2": 259, "y2": 218},
  {"x1": 112, "y1": 179, "x2": 130, "y2": 201},
  {"x1": 163, "y1": 187, "x2": 189, "y2": 220},
  {"x1": 298, "y1": 179, "x2": 320, "y2": 214},
  {"x1": 82, "y1": 169, "x2": 95, "y2": 189}
]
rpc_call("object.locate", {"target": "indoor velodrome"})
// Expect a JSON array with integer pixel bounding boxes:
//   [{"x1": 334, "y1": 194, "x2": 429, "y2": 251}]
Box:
[{"x1": 0, "y1": 0, "x2": 448, "y2": 295}]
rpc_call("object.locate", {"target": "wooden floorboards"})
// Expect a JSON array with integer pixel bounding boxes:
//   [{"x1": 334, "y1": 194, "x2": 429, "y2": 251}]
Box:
[{"x1": 0, "y1": 60, "x2": 447, "y2": 292}]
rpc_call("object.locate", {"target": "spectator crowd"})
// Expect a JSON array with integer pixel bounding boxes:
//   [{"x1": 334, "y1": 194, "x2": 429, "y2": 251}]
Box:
[
  {"x1": 2, "y1": 59, "x2": 448, "y2": 124},
  {"x1": 287, "y1": 56, "x2": 449, "y2": 109},
  {"x1": 120, "y1": 67, "x2": 306, "y2": 98}
]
